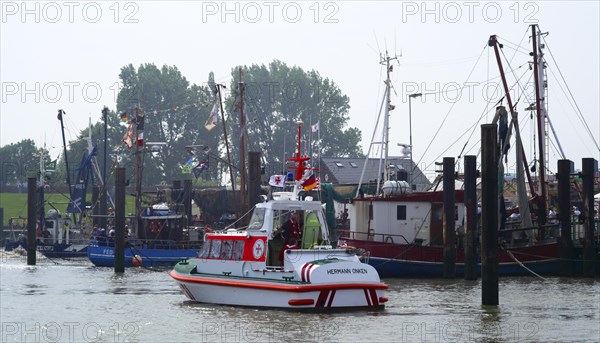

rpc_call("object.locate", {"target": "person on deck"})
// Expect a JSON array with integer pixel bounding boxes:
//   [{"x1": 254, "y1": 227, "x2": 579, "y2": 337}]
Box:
[{"x1": 281, "y1": 212, "x2": 303, "y2": 244}]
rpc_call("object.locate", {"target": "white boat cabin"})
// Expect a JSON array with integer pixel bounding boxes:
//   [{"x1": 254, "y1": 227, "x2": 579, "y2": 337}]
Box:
[
  {"x1": 197, "y1": 198, "x2": 330, "y2": 268},
  {"x1": 347, "y1": 191, "x2": 466, "y2": 246}
]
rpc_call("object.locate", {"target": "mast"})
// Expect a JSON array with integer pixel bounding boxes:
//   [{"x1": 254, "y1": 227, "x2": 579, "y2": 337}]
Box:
[
  {"x1": 100, "y1": 107, "x2": 108, "y2": 229},
  {"x1": 488, "y1": 35, "x2": 537, "y2": 197},
  {"x1": 134, "y1": 107, "x2": 143, "y2": 233},
  {"x1": 288, "y1": 121, "x2": 310, "y2": 200},
  {"x1": 217, "y1": 84, "x2": 237, "y2": 212},
  {"x1": 532, "y1": 24, "x2": 548, "y2": 225},
  {"x1": 57, "y1": 109, "x2": 75, "y2": 222},
  {"x1": 38, "y1": 147, "x2": 45, "y2": 239},
  {"x1": 238, "y1": 68, "x2": 248, "y2": 216},
  {"x1": 376, "y1": 51, "x2": 397, "y2": 195}
]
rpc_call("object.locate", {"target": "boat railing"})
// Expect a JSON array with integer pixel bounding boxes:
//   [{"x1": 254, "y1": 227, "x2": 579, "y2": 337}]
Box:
[
  {"x1": 90, "y1": 236, "x2": 203, "y2": 250},
  {"x1": 337, "y1": 230, "x2": 412, "y2": 245}
]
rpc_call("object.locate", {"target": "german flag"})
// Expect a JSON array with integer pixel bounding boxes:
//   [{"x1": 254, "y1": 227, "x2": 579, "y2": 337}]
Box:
[{"x1": 302, "y1": 175, "x2": 317, "y2": 191}]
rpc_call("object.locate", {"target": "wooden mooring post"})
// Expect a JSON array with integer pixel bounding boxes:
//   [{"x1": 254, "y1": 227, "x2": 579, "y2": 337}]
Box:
[
  {"x1": 481, "y1": 124, "x2": 498, "y2": 305},
  {"x1": 26, "y1": 177, "x2": 37, "y2": 266},
  {"x1": 582, "y1": 158, "x2": 597, "y2": 277},
  {"x1": 114, "y1": 167, "x2": 125, "y2": 273},
  {"x1": 183, "y1": 179, "x2": 193, "y2": 228},
  {"x1": 464, "y1": 155, "x2": 478, "y2": 280},
  {"x1": 557, "y1": 159, "x2": 574, "y2": 276},
  {"x1": 443, "y1": 157, "x2": 456, "y2": 278},
  {"x1": 248, "y1": 152, "x2": 262, "y2": 212}
]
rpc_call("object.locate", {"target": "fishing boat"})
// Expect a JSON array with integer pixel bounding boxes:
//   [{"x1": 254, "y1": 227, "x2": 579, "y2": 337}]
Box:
[
  {"x1": 335, "y1": 25, "x2": 600, "y2": 277},
  {"x1": 3, "y1": 211, "x2": 88, "y2": 258},
  {"x1": 170, "y1": 122, "x2": 388, "y2": 310},
  {"x1": 3, "y1": 112, "x2": 93, "y2": 259},
  {"x1": 87, "y1": 202, "x2": 204, "y2": 267}
]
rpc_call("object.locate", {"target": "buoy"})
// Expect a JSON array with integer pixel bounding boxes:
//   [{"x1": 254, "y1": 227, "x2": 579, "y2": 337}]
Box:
[{"x1": 132, "y1": 255, "x2": 142, "y2": 267}]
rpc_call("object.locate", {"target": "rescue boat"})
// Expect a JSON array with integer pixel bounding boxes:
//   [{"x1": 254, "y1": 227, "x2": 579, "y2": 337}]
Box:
[{"x1": 170, "y1": 122, "x2": 388, "y2": 310}]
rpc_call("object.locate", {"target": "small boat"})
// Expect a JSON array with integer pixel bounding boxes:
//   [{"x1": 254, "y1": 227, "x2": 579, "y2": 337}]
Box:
[
  {"x1": 87, "y1": 204, "x2": 203, "y2": 267},
  {"x1": 3, "y1": 211, "x2": 88, "y2": 258},
  {"x1": 170, "y1": 122, "x2": 388, "y2": 310}
]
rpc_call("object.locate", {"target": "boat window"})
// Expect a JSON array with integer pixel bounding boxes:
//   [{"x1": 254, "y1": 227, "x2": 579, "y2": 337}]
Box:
[
  {"x1": 220, "y1": 240, "x2": 233, "y2": 260},
  {"x1": 199, "y1": 240, "x2": 211, "y2": 259},
  {"x1": 247, "y1": 208, "x2": 266, "y2": 231},
  {"x1": 45, "y1": 221, "x2": 54, "y2": 229},
  {"x1": 232, "y1": 240, "x2": 244, "y2": 260},
  {"x1": 397, "y1": 205, "x2": 407, "y2": 220},
  {"x1": 209, "y1": 240, "x2": 221, "y2": 259}
]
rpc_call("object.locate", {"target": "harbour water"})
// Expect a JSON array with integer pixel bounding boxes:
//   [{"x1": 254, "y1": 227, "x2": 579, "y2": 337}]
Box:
[{"x1": 1, "y1": 252, "x2": 598, "y2": 343}]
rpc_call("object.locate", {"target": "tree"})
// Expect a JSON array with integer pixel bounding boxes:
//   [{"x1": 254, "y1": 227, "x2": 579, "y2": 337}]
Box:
[
  {"x1": 225, "y1": 60, "x2": 362, "y2": 177},
  {"x1": 115, "y1": 64, "x2": 221, "y2": 186},
  {"x1": 0, "y1": 139, "x2": 39, "y2": 185}
]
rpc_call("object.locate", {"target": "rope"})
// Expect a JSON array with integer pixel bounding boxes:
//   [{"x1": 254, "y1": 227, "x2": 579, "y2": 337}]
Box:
[{"x1": 503, "y1": 248, "x2": 547, "y2": 280}]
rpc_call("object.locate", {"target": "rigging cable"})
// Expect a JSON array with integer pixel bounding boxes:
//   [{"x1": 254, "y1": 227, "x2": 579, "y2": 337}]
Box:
[
  {"x1": 415, "y1": 44, "x2": 487, "y2": 170},
  {"x1": 542, "y1": 35, "x2": 600, "y2": 153}
]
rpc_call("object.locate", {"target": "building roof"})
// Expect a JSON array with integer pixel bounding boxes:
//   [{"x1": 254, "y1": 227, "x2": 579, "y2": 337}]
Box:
[{"x1": 318, "y1": 156, "x2": 431, "y2": 191}]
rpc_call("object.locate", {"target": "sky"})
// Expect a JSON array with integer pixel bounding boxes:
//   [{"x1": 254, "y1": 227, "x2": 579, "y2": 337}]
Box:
[{"x1": 1, "y1": 1, "x2": 599, "y2": 181}]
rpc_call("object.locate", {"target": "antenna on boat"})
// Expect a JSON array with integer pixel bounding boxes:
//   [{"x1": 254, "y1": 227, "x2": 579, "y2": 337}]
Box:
[{"x1": 288, "y1": 121, "x2": 310, "y2": 200}]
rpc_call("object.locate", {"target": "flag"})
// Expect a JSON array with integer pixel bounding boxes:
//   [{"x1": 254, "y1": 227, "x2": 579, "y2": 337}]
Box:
[
  {"x1": 192, "y1": 160, "x2": 209, "y2": 179},
  {"x1": 302, "y1": 175, "x2": 317, "y2": 191},
  {"x1": 44, "y1": 159, "x2": 57, "y2": 179},
  {"x1": 44, "y1": 159, "x2": 57, "y2": 172},
  {"x1": 269, "y1": 175, "x2": 286, "y2": 188},
  {"x1": 311, "y1": 121, "x2": 319, "y2": 132},
  {"x1": 204, "y1": 102, "x2": 219, "y2": 131},
  {"x1": 180, "y1": 157, "x2": 197, "y2": 174},
  {"x1": 136, "y1": 114, "x2": 145, "y2": 146},
  {"x1": 122, "y1": 122, "x2": 134, "y2": 148}
]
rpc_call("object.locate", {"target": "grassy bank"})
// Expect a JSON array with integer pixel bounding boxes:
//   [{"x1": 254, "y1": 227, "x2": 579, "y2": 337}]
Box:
[{"x1": 0, "y1": 193, "x2": 135, "y2": 223}]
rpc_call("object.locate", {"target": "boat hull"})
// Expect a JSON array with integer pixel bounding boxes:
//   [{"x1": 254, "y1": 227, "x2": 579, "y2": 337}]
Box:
[
  {"x1": 87, "y1": 244, "x2": 200, "y2": 267},
  {"x1": 170, "y1": 270, "x2": 387, "y2": 310},
  {"x1": 344, "y1": 238, "x2": 600, "y2": 277},
  {"x1": 4, "y1": 241, "x2": 87, "y2": 258}
]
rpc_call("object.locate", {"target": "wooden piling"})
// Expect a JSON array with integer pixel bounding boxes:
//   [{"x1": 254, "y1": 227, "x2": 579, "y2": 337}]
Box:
[
  {"x1": 481, "y1": 124, "x2": 498, "y2": 305},
  {"x1": 464, "y1": 155, "x2": 478, "y2": 280},
  {"x1": 99, "y1": 184, "x2": 107, "y2": 230},
  {"x1": 183, "y1": 179, "x2": 193, "y2": 228},
  {"x1": 247, "y1": 152, "x2": 262, "y2": 216},
  {"x1": 26, "y1": 177, "x2": 37, "y2": 265},
  {"x1": 443, "y1": 157, "x2": 456, "y2": 278},
  {"x1": 557, "y1": 159, "x2": 574, "y2": 276},
  {"x1": 114, "y1": 167, "x2": 125, "y2": 273},
  {"x1": 92, "y1": 185, "x2": 99, "y2": 227},
  {"x1": 581, "y1": 158, "x2": 597, "y2": 277}
]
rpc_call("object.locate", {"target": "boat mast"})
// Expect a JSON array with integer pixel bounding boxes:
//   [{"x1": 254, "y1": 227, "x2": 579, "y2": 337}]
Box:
[
  {"x1": 289, "y1": 121, "x2": 310, "y2": 200},
  {"x1": 135, "y1": 107, "x2": 143, "y2": 233},
  {"x1": 38, "y1": 146, "x2": 46, "y2": 236},
  {"x1": 238, "y1": 68, "x2": 248, "y2": 216},
  {"x1": 488, "y1": 36, "x2": 538, "y2": 197},
  {"x1": 100, "y1": 106, "x2": 108, "y2": 230},
  {"x1": 57, "y1": 109, "x2": 76, "y2": 222},
  {"x1": 376, "y1": 51, "x2": 397, "y2": 195},
  {"x1": 532, "y1": 24, "x2": 548, "y2": 224}
]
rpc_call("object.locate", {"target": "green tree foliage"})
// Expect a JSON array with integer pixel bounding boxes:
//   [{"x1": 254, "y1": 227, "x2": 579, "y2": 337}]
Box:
[
  {"x1": 0, "y1": 139, "x2": 40, "y2": 185},
  {"x1": 115, "y1": 64, "x2": 220, "y2": 186},
  {"x1": 226, "y1": 60, "x2": 362, "y2": 176}
]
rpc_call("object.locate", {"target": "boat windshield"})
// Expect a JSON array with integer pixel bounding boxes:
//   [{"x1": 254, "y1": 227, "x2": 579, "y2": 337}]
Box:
[{"x1": 247, "y1": 208, "x2": 266, "y2": 231}]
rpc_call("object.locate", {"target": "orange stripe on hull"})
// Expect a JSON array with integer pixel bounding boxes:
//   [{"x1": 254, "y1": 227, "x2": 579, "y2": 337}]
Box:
[{"x1": 169, "y1": 270, "x2": 388, "y2": 292}]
